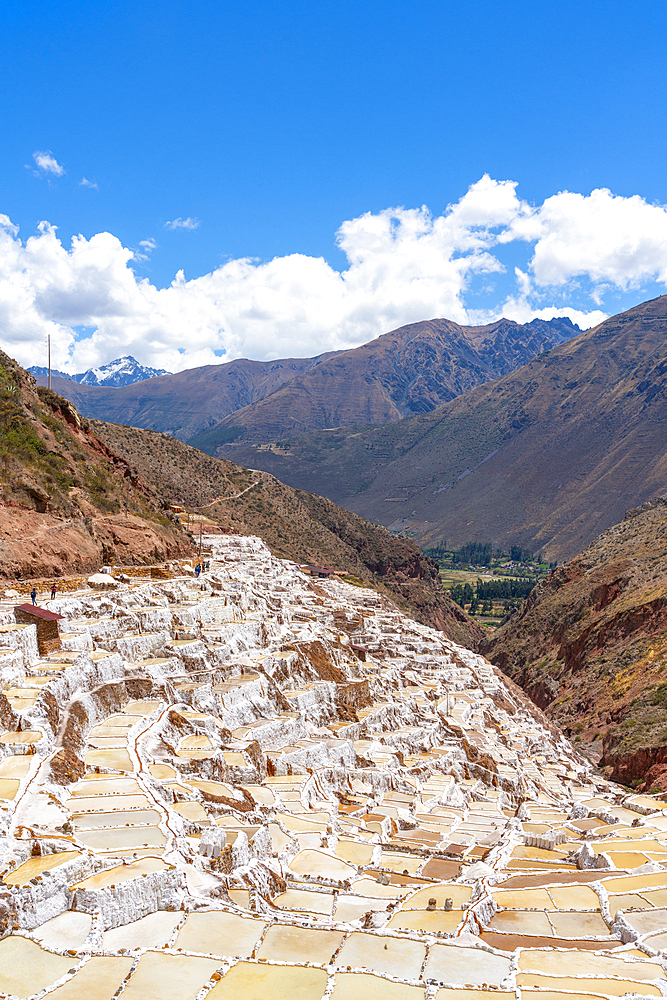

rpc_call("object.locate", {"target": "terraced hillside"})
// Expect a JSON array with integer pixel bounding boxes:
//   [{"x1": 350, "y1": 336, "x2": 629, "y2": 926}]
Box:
[
  {"x1": 483, "y1": 499, "x2": 667, "y2": 790},
  {"x1": 1, "y1": 534, "x2": 666, "y2": 999}
]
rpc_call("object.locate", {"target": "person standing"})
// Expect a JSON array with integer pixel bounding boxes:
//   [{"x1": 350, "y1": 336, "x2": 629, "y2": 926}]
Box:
[
  {"x1": 51, "y1": 582, "x2": 57, "y2": 600},
  {"x1": 30, "y1": 587, "x2": 37, "y2": 606}
]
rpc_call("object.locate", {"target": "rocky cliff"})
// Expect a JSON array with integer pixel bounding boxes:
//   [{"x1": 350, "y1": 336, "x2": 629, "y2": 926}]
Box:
[{"x1": 482, "y1": 498, "x2": 667, "y2": 789}]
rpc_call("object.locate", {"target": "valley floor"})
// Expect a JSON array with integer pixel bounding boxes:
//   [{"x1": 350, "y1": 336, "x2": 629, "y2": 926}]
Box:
[{"x1": 0, "y1": 536, "x2": 665, "y2": 997}]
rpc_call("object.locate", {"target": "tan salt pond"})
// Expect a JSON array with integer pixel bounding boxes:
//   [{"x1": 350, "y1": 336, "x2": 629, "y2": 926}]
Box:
[
  {"x1": 335, "y1": 839, "x2": 375, "y2": 865},
  {"x1": 0, "y1": 937, "x2": 73, "y2": 997},
  {"x1": 72, "y1": 856, "x2": 169, "y2": 890},
  {"x1": 424, "y1": 944, "x2": 511, "y2": 986},
  {"x1": 518, "y1": 948, "x2": 664, "y2": 979},
  {"x1": 257, "y1": 924, "x2": 344, "y2": 963},
  {"x1": 380, "y1": 850, "x2": 426, "y2": 874},
  {"x1": 242, "y1": 783, "x2": 275, "y2": 805},
  {"x1": 4, "y1": 849, "x2": 81, "y2": 885},
  {"x1": 208, "y1": 962, "x2": 328, "y2": 1000},
  {"x1": 73, "y1": 808, "x2": 162, "y2": 830},
  {"x1": 68, "y1": 793, "x2": 151, "y2": 812},
  {"x1": 77, "y1": 825, "x2": 166, "y2": 850},
  {"x1": 121, "y1": 951, "x2": 221, "y2": 1000},
  {"x1": 188, "y1": 778, "x2": 239, "y2": 798},
  {"x1": 548, "y1": 910, "x2": 610, "y2": 937},
  {"x1": 123, "y1": 699, "x2": 162, "y2": 714},
  {"x1": 336, "y1": 931, "x2": 425, "y2": 978},
  {"x1": 387, "y1": 909, "x2": 463, "y2": 933},
  {"x1": 274, "y1": 887, "x2": 334, "y2": 915},
  {"x1": 404, "y1": 885, "x2": 471, "y2": 909},
  {"x1": 102, "y1": 910, "x2": 182, "y2": 951},
  {"x1": 0, "y1": 729, "x2": 41, "y2": 744},
  {"x1": 0, "y1": 776, "x2": 20, "y2": 799},
  {"x1": 84, "y1": 748, "x2": 134, "y2": 771},
  {"x1": 516, "y1": 972, "x2": 661, "y2": 996},
  {"x1": 349, "y1": 877, "x2": 410, "y2": 898},
  {"x1": 172, "y1": 801, "x2": 210, "y2": 823},
  {"x1": 33, "y1": 911, "x2": 92, "y2": 950},
  {"x1": 222, "y1": 750, "x2": 247, "y2": 765},
  {"x1": 44, "y1": 957, "x2": 133, "y2": 1000},
  {"x1": 331, "y1": 972, "x2": 425, "y2": 1000},
  {"x1": 487, "y1": 910, "x2": 555, "y2": 936},
  {"x1": 288, "y1": 848, "x2": 357, "y2": 880},
  {"x1": 150, "y1": 763, "x2": 178, "y2": 779},
  {"x1": 175, "y1": 910, "x2": 266, "y2": 957},
  {"x1": 0, "y1": 753, "x2": 33, "y2": 779},
  {"x1": 72, "y1": 775, "x2": 142, "y2": 796}
]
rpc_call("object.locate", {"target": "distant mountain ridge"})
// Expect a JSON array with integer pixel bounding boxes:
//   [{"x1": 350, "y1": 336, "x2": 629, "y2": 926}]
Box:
[
  {"x1": 34, "y1": 315, "x2": 578, "y2": 444},
  {"x1": 190, "y1": 315, "x2": 578, "y2": 451},
  {"x1": 212, "y1": 295, "x2": 667, "y2": 563},
  {"x1": 29, "y1": 355, "x2": 171, "y2": 387}
]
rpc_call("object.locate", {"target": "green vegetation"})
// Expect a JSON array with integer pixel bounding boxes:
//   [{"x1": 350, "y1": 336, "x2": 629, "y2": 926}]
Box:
[{"x1": 423, "y1": 538, "x2": 554, "y2": 625}]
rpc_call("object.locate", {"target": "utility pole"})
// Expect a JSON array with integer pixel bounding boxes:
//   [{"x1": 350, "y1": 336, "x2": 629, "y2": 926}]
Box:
[{"x1": 47, "y1": 334, "x2": 51, "y2": 391}]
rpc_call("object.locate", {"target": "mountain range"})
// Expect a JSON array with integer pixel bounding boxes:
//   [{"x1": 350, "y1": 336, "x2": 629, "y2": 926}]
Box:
[
  {"x1": 33, "y1": 316, "x2": 577, "y2": 443},
  {"x1": 216, "y1": 295, "x2": 667, "y2": 562},
  {"x1": 29, "y1": 355, "x2": 171, "y2": 388}
]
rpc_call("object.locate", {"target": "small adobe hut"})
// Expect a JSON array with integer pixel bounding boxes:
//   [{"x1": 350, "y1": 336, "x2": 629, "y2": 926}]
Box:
[{"x1": 14, "y1": 604, "x2": 63, "y2": 656}]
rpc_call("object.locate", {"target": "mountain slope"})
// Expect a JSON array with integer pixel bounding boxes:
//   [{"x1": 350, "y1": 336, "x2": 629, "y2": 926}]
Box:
[
  {"x1": 92, "y1": 419, "x2": 483, "y2": 647},
  {"x1": 191, "y1": 315, "x2": 577, "y2": 451},
  {"x1": 0, "y1": 350, "x2": 479, "y2": 644},
  {"x1": 0, "y1": 352, "x2": 193, "y2": 578},
  {"x1": 34, "y1": 353, "x2": 339, "y2": 441},
  {"x1": 482, "y1": 499, "x2": 667, "y2": 790},
  {"x1": 215, "y1": 295, "x2": 667, "y2": 562}
]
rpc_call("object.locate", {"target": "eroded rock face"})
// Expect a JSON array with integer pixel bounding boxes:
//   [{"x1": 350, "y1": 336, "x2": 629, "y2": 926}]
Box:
[{"x1": 0, "y1": 535, "x2": 665, "y2": 996}]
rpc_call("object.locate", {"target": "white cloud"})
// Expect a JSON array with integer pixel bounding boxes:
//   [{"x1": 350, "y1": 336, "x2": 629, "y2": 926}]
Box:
[
  {"x1": 1, "y1": 177, "x2": 667, "y2": 375},
  {"x1": 134, "y1": 238, "x2": 158, "y2": 262},
  {"x1": 80, "y1": 177, "x2": 98, "y2": 190},
  {"x1": 32, "y1": 151, "x2": 65, "y2": 176},
  {"x1": 164, "y1": 217, "x2": 200, "y2": 230}
]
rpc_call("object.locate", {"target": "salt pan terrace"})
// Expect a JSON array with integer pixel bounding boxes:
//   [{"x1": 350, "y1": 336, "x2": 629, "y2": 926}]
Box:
[{"x1": 0, "y1": 536, "x2": 666, "y2": 998}]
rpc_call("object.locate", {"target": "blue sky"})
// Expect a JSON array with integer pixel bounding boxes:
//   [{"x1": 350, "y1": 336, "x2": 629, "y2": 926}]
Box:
[{"x1": 2, "y1": 0, "x2": 667, "y2": 372}]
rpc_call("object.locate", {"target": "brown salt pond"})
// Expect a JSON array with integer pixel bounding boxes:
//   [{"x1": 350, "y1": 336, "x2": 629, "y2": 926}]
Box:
[
  {"x1": 4, "y1": 849, "x2": 81, "y2": 885},
  {"x1": 175, "y1": 910, "x2": 266, "y2": 957},
  {"x1": 0, "y1": 937, "x2": 74, "y2": 997},
  {"x1": 208, "y1": 962, "x2": 328, "y2": 1000}
]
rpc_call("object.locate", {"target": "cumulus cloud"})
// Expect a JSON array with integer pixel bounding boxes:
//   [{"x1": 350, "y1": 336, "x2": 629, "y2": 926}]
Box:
[
  {"x1": 1, "y1": 176, "x2": 667, "y2": 374},
  {"x1": 32, "y1": 151, "x2": 65, "y2": 176},
  {"x1": 80, "y1": 177, "x2": 98, "y2": 190},
  {"x1": 164, "y1": 217, "x2": 200, "y2": 230}
]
